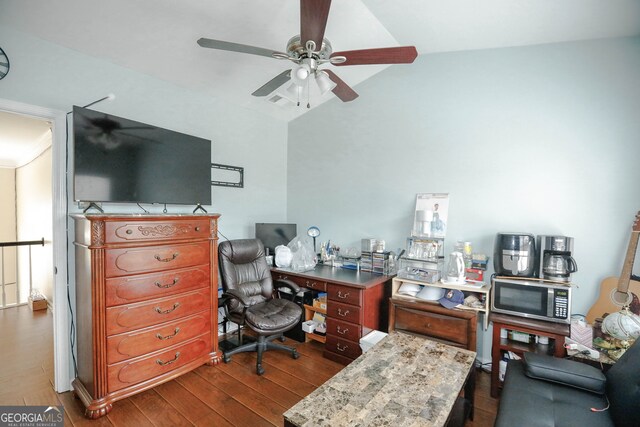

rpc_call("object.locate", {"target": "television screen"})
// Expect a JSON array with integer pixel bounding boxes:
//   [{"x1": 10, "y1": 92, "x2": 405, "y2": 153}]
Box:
[
  {"x1": 73, "y1": 106, "x2": 212, "y2": 206},
  {"x1": 255, "y1": 223, "x2": 297, "y2": 255}
]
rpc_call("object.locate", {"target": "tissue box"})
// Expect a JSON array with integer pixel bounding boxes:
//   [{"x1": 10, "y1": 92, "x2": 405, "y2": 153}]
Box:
[
  {"x1": 28, "y1": 296, "x2": 47, "y2": 311},
  {"x1": 302, "y1": 320, "x2": 316, "y2": 333},
  {"x1": 571, "y1": 319, "x2": 594, "y2": 349}
]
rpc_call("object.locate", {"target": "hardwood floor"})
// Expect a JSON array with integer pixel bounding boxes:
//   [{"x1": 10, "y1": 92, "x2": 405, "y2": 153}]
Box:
[{"x1": 1, "y1": 306, "x2": 498, "y2": 426}]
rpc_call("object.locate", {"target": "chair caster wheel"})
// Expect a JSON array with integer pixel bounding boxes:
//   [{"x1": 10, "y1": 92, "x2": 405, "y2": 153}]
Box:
[
  {"x1": 257, "y1": 365, "x2": 265, "y2": 375},
  {"x1": 279, "y1": 335, "x2": 286, "y2": 342},
  {"x1": 223, "y1": 354, "x2": 231, "y2": 364},
  {"x1": 292, "y1": 351, "x2": 299, "y2": 360}
]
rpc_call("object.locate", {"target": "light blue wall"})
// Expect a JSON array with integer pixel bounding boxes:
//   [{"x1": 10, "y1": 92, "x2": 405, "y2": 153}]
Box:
[
  {"x1": 288, "y1": 36, "x2": 640, "y2": 360},
  {"x1": 0, "y1": 26, "x2": 289, "y2": 236}
]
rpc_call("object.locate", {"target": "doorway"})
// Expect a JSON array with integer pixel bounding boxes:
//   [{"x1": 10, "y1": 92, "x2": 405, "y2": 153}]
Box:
[{"x1": 0, "y1": 98, "x2": 69, "y2": 393}]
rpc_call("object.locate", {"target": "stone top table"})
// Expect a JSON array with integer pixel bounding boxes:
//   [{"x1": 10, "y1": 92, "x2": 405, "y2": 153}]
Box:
[{"x1": 283, "y1": 331, "x2": 477, "y2": 427}]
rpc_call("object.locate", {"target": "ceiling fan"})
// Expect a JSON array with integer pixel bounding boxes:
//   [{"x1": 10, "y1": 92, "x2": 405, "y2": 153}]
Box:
[{"x1": 197, "y1": 0, "x2": 417, "y2": 106}]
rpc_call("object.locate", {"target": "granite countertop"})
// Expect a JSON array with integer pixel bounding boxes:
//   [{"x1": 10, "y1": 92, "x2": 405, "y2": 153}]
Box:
[{"x1": 284, "y1": 331, "x2": 477, "y2": 427}]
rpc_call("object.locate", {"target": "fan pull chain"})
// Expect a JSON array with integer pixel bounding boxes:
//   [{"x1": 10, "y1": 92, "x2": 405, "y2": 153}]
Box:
[{"x1": 306, "y1": 77, "x2": 311, "y2": 108}]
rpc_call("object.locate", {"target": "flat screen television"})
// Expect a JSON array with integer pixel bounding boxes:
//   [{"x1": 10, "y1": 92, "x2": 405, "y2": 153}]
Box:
[
  {"x1": 255, "y1": 223, "x2": 297, "y2": 255},
  {"x1": 73, "y1": 106, "x2": 212, "y2": 206}
]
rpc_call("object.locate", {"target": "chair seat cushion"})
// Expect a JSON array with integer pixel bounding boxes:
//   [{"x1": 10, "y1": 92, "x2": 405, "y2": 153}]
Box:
[{"x1": 245, "y1": 299, "x2": 302, "y2": 333}]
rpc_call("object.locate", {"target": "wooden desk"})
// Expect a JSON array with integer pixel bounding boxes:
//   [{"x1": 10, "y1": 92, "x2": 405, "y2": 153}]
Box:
[
  {"x1": 272, "y1": 266, "x2": 392, "y2": 364},
  {"x1": 283, "y1": 331, "x2": 477, "y2": 427}
]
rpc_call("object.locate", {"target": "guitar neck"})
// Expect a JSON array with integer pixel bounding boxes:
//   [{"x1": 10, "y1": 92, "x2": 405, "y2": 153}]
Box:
[{"x1": 618, "y1": 231, "x2": 640, "y2": 293}]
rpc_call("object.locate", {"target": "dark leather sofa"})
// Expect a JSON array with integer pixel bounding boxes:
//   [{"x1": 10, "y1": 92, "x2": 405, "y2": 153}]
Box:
[{"x1": 495, "y1": 338, "x2": 640, "y2": 427}]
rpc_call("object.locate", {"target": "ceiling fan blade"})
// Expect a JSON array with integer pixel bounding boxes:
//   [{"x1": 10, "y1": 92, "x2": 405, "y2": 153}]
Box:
[
  {"x1": 324, "y1": 70, "x2": 358, "y2": 102},
  {"x1": 300, "y1": 0, "x2": 332, "y2": 49},
  {"x1": 197, "y1": 38, "x2": 286, "y2": 59},
  {"x1": 252, "y1": 70, "x2": 292, "y2": 97},
  {"x1": 331, "y1": 46, "x2": 418, "y2": 66}
]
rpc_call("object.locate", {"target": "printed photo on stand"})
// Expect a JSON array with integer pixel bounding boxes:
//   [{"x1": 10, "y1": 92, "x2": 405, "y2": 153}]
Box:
[{"x1": 413, "y1": 193, "x2": 450, "y2": 238}]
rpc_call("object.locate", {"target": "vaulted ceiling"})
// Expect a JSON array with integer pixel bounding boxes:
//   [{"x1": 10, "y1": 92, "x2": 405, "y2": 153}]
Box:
[{"x1": 1, "y1": 0, "x2": 640, "y2": 122}]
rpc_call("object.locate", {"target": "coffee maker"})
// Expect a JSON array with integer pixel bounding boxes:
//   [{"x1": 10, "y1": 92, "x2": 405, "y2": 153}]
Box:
[{"x1": 537, "y1": 235, "x2": 577, "y2": 282}]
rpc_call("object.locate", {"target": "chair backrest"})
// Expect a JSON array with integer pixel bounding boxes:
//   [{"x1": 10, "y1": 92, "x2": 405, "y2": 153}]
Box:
[
  {"x1": 605, "y1": 337, "x2": 640, "y2": 427},
  {"x1": 218, "y1": 239, "x2": 273, "y2": 311}
]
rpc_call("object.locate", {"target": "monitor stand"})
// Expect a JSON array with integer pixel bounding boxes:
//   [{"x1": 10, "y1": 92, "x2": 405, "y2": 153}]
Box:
[
  {"x1": 193, "y1": 204, "x2": 208, "y2": 214},
  {"x1": 82, "y1": 202, "x2": 104, "y2": 214}
]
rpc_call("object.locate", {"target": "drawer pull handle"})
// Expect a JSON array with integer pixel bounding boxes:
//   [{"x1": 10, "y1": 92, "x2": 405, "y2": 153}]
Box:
[
  {"x1": 156, "y1": 352, "x2": 181, "y2": 366},
  {"x1": 337, "y1": 291, "x2": 350, "y2": 299},
  {"x1": 306, "y1": 281, "x2": 317, "y2": 288},
  {"x1": 336, "y1": 326, "x2": 349, "y2": 335},
  {"x1": 155, "y1": 278, "x2": 179, "y2": 289},
  {"x1": 156, "y1": 327, "x2": 180, "y2": 340},
  {"x1": 337, "y1": 308, "x2": 350, "y2": 317},
  {"x1": 155, "y1": 302, "x2": 180, "y2": 314},
  {"x1": 336, "y1": 343, "x2": 348, "y2": 352},
  {"x1": 155, "y1": 253, "x2": 179, "y2": 262},
  {"x1": 280, "y1": 275, "x2": 288, "y2": 280}
]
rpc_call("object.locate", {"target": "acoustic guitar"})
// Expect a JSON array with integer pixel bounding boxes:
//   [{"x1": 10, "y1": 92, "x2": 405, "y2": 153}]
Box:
[{"x1": 586, "y1": 212, "x2": 640, "y2": 323}]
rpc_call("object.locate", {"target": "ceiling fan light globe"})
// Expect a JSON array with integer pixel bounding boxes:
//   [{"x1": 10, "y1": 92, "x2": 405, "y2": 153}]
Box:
[
  {"x1": 315, "y1": 70, "x2": 336, "y2": 95},
  {"x1": 291, "y1": 64, "x2": 311, "y2": 86}
]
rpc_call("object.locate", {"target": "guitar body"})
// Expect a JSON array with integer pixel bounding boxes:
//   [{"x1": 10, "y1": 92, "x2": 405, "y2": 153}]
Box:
[{"x1": 586, "y1": 276, "x2": 640, "y2": 323}]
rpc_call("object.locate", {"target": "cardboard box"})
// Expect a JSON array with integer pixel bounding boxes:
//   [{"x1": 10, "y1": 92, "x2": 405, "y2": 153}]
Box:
[{"x1": 28, "y1": 296, "x2": 47, "y2": 311}]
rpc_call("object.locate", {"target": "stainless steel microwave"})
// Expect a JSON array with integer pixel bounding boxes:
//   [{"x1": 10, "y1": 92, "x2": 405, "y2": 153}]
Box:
[{"x1": 491, "y1": 277, "x2": 571, "y2": 324}]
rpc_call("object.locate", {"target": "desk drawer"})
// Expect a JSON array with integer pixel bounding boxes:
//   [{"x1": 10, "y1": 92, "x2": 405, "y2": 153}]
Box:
[
  {"x1": 326, "y1": 318, "x2": 361, "y2": 342},
  {"x1": 105, "y1": 242, "x2": 209, "y2": 277},
  {"x1": 105, "y1": 266, "x2": 209, "y2": 306},
  {"x1": 107, "y1": 335, "x2": 210, "y2": 393},
  {"x1": 272, "y1": 273, "x2": 327, "y2": 292},
  {"x1": 393, "y1": 304, "x2": 471, "y2": 348},
  {"x1": 106, "y1": 312, "x2": 211, "y2": 364},
  {"x1": 327, "y1": 284, "x2": 361, "y2": 307},
  {"x1": 327, "y1": 301, "x2": 361, "y2": 325},
  {"x1": 105, "y1": 219, "x2": 211, "y2": 244},
  {"x1": 325, "y1": 335, "x2": 361, "y2": 360},
  {"x1": 106, "y1": 289, "x2": 210, "y2": 335}
]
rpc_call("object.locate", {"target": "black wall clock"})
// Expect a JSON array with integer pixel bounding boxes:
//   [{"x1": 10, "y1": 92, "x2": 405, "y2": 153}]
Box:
[{"x1": 0, "y1": 47, "x2": 10, "y2": 80}]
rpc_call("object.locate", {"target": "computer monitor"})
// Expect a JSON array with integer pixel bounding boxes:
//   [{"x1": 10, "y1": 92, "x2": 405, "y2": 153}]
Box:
[{"x1": 255, "y1": 223, "x2": 297, "y2": 256}]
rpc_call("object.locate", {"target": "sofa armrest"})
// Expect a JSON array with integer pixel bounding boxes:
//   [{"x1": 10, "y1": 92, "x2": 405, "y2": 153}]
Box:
[{"x1": 524, "y1": 352, "x2": 606, "y2": 394}]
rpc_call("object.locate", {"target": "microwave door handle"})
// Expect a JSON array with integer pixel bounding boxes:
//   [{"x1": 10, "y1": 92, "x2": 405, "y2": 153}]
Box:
[{"x1": 547, "y1": 289, "x2": 554, "y2": 317}]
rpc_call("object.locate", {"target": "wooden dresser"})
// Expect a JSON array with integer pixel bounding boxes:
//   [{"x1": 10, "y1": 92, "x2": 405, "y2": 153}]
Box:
[
  {"x1": 271, "y1": 266, "x2": 392, "y2": 365},
  {"x1": 71, "y1": 214, "x2": 220, "y2": 418}
]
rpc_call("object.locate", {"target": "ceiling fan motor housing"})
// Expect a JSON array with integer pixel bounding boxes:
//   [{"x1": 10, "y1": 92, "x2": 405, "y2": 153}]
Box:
[{"x1": 286, "y1": 35, "x2": 332, "y2": 61}]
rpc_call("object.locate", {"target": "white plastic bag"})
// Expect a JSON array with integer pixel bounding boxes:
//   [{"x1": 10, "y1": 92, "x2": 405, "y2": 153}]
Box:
[
  {"x1": 287, "y1": 236, "x2": 317, "y2": 272},
  {"x1": 274, "y1": 245, "x2": 293, "y2": 268}
]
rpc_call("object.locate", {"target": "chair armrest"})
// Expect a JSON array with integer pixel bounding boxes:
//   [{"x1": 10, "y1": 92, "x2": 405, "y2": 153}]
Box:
[
  {"x1": 222, "y1": 289, "x2": 252, "y2": 307},
  {"x1": 524, "y1": 352, "x2": 606, "y2": 394},
  {"x1": 274, "y1": 278, "x2": 300, "y2": 294}
]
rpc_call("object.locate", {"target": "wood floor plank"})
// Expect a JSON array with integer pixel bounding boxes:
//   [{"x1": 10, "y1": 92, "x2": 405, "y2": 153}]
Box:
[
  {"x1": 154, "y1": 379, "x2": 225, "y2": 425},
  {"x1": 215, "y1": 359, "x2": 302, "y2": 408},
  {"x1": 176, "y1": 371, "x2": 272, "y2": 427},
  {"x1": 23, "y1": 388, "x2": 76, "y2": 427},
  {"x1": 195, "y1": 365, "x2": 287, "y2": 426},
  {"x1": 231, "y1": 354, "x2": 317, "y2": 398},
  {"x1": 129, "y1": 388, "x2": 193, "y2": 427},
  {"x1": 105, "y1": 398, "x2": 155, "y2": 427}
]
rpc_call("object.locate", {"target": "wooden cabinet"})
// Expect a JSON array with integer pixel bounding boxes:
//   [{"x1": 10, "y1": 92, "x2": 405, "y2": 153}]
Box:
[
  {"x1": 489, "y1": 312, "x2": 569, "y2": 397},
  {"x1": 389, "y1": 297, "x2": 477, "y2": 351},
  {"x1": 72, "y1": 214, "x2": 220, "y2": 418},
  {"x1": 272, "y1": 266, "x2": 392, "y2": 365}
]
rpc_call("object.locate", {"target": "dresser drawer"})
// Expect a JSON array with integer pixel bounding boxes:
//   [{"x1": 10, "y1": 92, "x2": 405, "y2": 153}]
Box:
[
  {"x1": 327, "y1": 301, "x2": 361, "y2": 325},
  {"x1": 106, "y1": 312, "x2": 211, "y2": 364},
  {"x1": 272, "y1": 273, "x2": 327, "y2": 292},
  {"x1": 104, "y1": 219, "x2": 211, "y2": 244},
  {"x1": 325, "y1": 335, "x2": 361, "y2": 360},
  {"x1": 327, "y1": 284, "x2": 361, "y2": 307},
  {"x1": 106, "y1": 289, "x2": 210, "y2": 335},
  {"x1": 393, "y1": 304, "x2": 472, "y2": 348},
  {"x1": 105, "y1": 242, "x2": 209, "y2": 277},
  {"x1": 105, "y1": 266, "x2": 209, "y2": 306},
  {"x1": 107, "y1": 335, "x2": 210, "y2": 393},
  {"x1": 326, "y1": 318, "x2": 361, "y2": 342}
]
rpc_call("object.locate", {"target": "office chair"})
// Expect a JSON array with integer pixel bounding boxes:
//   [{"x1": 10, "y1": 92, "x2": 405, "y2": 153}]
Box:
[{"x1": 218, "y1": 239, "x2": 302, "y2": 375}]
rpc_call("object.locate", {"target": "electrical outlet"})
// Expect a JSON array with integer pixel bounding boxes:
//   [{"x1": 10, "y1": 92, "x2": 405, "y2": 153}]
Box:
[{"x1": 565, "y1": 337, "x2": 600, "y2": 359}]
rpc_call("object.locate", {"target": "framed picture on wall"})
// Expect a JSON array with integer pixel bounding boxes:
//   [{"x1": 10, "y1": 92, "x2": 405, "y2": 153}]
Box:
[{"x1": 412, "y1": 193, "x2": 450, "y2": 238}]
